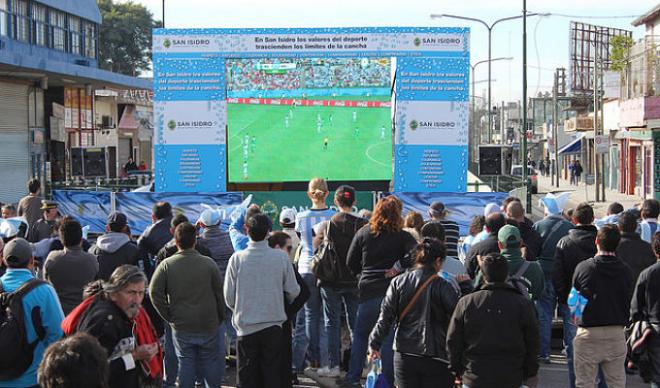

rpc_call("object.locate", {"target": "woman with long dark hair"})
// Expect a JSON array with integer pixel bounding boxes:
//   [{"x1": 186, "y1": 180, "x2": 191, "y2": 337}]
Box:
[
  {"x1": 341, "y1": 195, "x2": 417, "y2": 387},
  {"x1": 368, "y1": 238, "x2": 459, "y2": 388}
]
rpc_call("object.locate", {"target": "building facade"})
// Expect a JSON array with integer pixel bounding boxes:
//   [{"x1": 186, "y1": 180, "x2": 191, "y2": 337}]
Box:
[{"x1": 0, "y1": 0, "x2": 150, "y2": 203}]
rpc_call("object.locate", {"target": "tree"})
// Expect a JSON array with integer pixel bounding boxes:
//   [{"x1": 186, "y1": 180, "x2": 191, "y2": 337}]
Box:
[
  {"x1": 610, "y1": 35, "x2": 634, "y2": 72},
  {"x1": 97, "y1": 0, "x2": 161, "y2": 76}
]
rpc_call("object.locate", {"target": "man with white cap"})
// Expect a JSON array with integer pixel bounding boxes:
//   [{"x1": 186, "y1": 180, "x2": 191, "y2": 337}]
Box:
[
  {"x1": 279, "y1": 208, "x2": 300, "y2": 262},
  {"x1": 532, "y1": 192, "x2": 574, "y2": 366}
]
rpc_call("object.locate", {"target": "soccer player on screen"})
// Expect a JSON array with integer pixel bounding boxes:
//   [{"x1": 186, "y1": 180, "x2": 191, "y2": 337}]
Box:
[
  {"x1": 381, "y1": 125, "x2": 386, "y2": 140},
  {"x1": 284, "y1": 116, "x2": 289, "y2": 128},
  {"x1": 242, "y1": 160, "x2": 248, "y2": 179},
  {"x1": 354, "y1": 126, "x2": 360, "y2": 138},
  {"x1": 352, "y1": 110, "x2": 357, "y2": 122},
  {"x1": 323, "y1": 137, "x2": 329, "y2": 150},
  {"x1": 251, "y1": 136, "x2": 256, "y2": 153}
]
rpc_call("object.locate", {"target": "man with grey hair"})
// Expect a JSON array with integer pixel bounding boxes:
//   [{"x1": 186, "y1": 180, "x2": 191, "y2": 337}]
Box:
[{"x1": 77, "y1": 265, "x2": 159, "y2": 388}]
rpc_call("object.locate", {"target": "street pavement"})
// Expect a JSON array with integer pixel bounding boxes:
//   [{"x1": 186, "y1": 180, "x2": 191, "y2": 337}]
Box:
[
  {"x1": 531, "y1": 172, "x2": 644, "y2": 222},
  {"x1": 219, "y1": 357, "x2": 650, "y2": 387}
]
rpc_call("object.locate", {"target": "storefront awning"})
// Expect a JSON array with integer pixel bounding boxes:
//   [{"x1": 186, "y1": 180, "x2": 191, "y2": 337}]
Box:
[{"x1": 558, "y1": 134, "x2": 585, "y2": 155}]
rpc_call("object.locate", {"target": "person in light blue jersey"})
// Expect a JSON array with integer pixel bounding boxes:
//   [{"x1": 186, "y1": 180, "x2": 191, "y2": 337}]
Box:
[{"x1": 291, "y1": 178, "x2": 335, "y2": 378}]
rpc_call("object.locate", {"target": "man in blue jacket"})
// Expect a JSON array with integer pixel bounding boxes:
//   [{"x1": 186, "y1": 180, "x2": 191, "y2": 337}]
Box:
[{"x1": 0, "y1": 238, "x2": 64, "y2": 388}]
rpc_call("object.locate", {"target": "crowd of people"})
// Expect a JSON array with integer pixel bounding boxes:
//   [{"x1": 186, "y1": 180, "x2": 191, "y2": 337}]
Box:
[
  {"x1": 226, "y1": 58, "x2": 391, "y2": 92},
  {"x1": 0, "y1": 177, "x2": 659, "y2": 388}
]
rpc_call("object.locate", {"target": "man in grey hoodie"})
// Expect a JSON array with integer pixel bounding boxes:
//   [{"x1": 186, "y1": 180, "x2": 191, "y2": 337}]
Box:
[
  {"x1": 89, "y1": 212, "x2": 139, "y2": 281},
  {"x1": 224, "y1": 213, "x2": 300, "y2": 388}
]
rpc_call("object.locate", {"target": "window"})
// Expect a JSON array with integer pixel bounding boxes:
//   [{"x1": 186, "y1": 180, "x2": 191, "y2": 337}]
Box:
[
  {"x1": 32, "y1": 2, "x2": 47, "y2": 46},
  {"x1": 83, "y1": 21, "x2": 96, "y2": 58},
  {"x1": 49, "y1": 9, "x2": 65, "y2": 51},
  {"x1": 68, "y1": 15, "x2": 80, "y2": 55},
  {"x1": 0, "y1": 0, "x2": 7, "y2": 36},
  {"x1": 12, "y1": 0, "x2": 28, "y2": 42}
]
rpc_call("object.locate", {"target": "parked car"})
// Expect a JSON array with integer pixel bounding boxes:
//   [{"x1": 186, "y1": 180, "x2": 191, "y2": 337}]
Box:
[{"x1": 511, "y1": 165, "x2": 538, "y2": 194}]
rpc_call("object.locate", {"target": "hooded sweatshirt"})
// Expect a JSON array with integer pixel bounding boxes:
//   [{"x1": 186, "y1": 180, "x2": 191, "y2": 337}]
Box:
[
  {"x1": 572, "y1": 254, "x2": 633, "y2": 327},
  {"x1": 553, "y1": 225, "x2": 597, "y2": 303},
  {"x1": 89, "y1": 232, "x2": 139, "y2": 281}
]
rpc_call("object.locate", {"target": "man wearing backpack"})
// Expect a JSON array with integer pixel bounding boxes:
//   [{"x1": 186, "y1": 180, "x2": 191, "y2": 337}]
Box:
[
  {"x1": 473, "y1": 225, "x2": 544, "y2": 301},
  {"x1": 0, "y1": 238, "x2": 64, "y2": 388}
]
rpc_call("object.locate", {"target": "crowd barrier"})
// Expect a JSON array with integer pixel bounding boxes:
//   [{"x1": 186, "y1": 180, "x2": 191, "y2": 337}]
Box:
[{"x1": 52, "y1": 190, "x2": 509, "y2": 236}]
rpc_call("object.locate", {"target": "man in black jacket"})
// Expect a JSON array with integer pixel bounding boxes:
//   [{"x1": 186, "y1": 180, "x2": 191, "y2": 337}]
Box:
[
  {"x1": 447, "y1": 253, "x2": 539, "y2": 388},
  {"x1": 137, "y1": 201, "x2": 173, "y2": 276},
  {"x1": 465, "y1": 212, "x2": 506, "y2": 278},
  {"x1": 505, "y1": 201, "x2": 542, "y2": 261},
  {"x1": 89, "y1": 212, "x2": 139, "y2": 281},
  {"x1": 630, "y1": 232, "x2": 660, "y2": 387},
  {"x1": 553, "y1": 202, "x2": 597, "y2": 386},
  {"x1": 78, "y1": 265, "x2": 159, "y2": 388},
  {"x1": 572, "y1": 225, "x2": 633, "y2": 388},
  {"x1": 616, "y1": 211, "x2": 656, "y2": 283}
]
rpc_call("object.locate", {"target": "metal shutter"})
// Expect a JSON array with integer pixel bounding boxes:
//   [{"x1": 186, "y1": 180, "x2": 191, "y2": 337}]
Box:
[{"x1": 0, "y1": 81, "x2": 29, "y2": 204}]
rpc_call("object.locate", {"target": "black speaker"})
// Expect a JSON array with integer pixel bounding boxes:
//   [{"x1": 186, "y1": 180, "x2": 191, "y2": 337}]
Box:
[
  {"x1": 479, "y1": 146, "x2": 502, "y2": 176},
  {"x1": 70, "y1": 147, "x2": 84, "y2": 176},
  {"x1": 83, "y1": 148, "x2": 107, "y2": 177}
]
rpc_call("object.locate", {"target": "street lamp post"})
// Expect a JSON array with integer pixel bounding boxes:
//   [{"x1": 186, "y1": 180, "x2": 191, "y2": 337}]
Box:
[
  {"x1": 162, "y1": 0, "x2": 165, "y2": 28},
  {"x1": 430, "y1": 12, "x2": 547, "y2": 144},
  {"x1": 471, "y1": 57, "x2": 512, "y2": 145}
]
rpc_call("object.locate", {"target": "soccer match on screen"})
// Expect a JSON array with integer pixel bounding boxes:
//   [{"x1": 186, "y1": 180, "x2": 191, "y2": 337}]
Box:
[{"x1": 225, "y1": 57, "x2": 394, "y2": 183}]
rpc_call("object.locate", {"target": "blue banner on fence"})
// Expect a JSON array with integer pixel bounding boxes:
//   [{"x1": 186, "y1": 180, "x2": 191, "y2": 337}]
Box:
[
  {"x1": 52, "y1": 191, "x2": 112, "y2": 234},
  {"x1": 114, "y1": 192, "x2": 243, "y2": 235},
  {"x1": 390, "y1": 192, "x2": 510, "y2": 236}
]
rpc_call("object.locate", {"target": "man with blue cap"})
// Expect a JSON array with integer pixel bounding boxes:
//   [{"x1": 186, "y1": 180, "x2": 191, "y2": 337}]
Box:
[{"x1": 532, "y1": 192, "x2": 574, "y2": 366}]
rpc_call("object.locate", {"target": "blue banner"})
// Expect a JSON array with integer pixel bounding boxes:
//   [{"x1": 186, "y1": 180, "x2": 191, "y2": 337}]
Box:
[
  {"x1": 52, "y1": 190, "x2": 112, "y2": 234},
  {"x1": 390, "y1": 192, "x2": 510, "y2": 236},
  {"x1": 114, "y1": 192, "x2": 243, "y2": 235}
]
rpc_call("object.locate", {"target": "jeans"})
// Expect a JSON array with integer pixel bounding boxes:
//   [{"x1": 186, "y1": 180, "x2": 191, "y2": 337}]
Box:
[
  {"x1": 559, "y1": 303, "x2": 578, "y2": 388},
  {"x1": 536, "y1": 276, "x2": 556, "y2": 359},
  {"x1": 320, "y1": 286, "x2": 358, "y2": 368},
  {"x1": 163, "y1": 325, "x2": 178, "y2": 388},
  {"x1": 171, "y1": 329, "x2": 222, "y2": 388},
  {"x1": 218, "y1": 322, "x2": 226, "y2": 380},
  {"x1": 291, "y1": 273, "x2": 328, "y2": 370},
  {"x1": 291, "y1": 307, "x2": 307, "y2": 372},
  {"x1": 346, "y1": 296, "x2": 395, "y2": 385},
  {"x1": 394, "y1": 352, "x2": 452, "y2": 388}
]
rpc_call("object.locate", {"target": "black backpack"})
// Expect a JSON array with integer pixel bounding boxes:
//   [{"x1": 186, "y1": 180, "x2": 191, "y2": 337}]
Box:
[
  {"x1": 0, "y1": 279, "x2": 47, "y2": 380},
  {"x1": 507, "y1": 261, "x2": 533, "y2": 300},
  {"x1": 310, "y1": 221, "x2": 342, "y2": 283}
]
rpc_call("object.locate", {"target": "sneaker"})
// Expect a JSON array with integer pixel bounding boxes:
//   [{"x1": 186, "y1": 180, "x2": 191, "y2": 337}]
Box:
[
  {"x1": 317, "y1": 366, "x2": 341, "y2": 378},
  {"x1": 538, "y1": 356, "x2": 551, "y2": 364}
]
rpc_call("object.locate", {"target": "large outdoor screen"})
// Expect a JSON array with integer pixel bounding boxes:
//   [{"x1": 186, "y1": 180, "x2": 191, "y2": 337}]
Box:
[{"x1": 225, "y1": 57, "x2": 393, "y2": 183}]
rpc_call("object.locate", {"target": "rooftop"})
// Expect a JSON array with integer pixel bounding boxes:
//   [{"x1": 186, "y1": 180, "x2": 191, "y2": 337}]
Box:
[{"x1": 632, "y1": 3, "x2": 660, "y2": 27}]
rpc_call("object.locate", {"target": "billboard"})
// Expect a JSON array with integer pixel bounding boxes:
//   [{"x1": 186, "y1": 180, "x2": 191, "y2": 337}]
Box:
[{"x1": 153, "y1": 27, "x2": 470, "y2": 193}]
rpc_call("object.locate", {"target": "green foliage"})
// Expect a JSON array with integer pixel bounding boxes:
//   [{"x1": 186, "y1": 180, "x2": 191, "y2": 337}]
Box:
[
  {"x1": 97, "y1": 0, "x2": 161, "y2": 76},
  {"x1": 610, "y1": 35, "x2": 634, "y2": 72}
]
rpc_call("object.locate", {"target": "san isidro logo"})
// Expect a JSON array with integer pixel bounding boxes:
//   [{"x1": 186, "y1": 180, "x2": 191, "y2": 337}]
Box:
[
  {"x1": 167, "y1": 120, "x2": 177, "y2": 130},
  {"x1": 409, "y1": 120, "x2": 419, "y2": 131},
  {"x1": 163, "y1": 38, "x2": 171, "y2": 49},
  {"x1": 413, "y1": 37, "x2": 421, "y2": 47}
]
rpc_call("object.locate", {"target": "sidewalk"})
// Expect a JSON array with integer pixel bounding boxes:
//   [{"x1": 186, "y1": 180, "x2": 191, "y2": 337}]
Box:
[{"x1": 535, "y1": 173, "x2": 644, "y2": 219}]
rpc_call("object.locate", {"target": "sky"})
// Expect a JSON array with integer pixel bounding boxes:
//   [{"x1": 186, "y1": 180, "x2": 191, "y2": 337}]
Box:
[{"x1": 127, "y1": 0, "x2": 657, "y2": 104}]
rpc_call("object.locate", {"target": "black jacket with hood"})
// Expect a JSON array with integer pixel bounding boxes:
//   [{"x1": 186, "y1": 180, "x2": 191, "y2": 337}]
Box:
[
  {"x1": 447, "y1": 282, "x2": 540, "y2": 388},
  {"x1": 465, "y1": 234, "x2": 499, "y2": 279},
  {"x1": 89, "y1": 232, "x2": 140, "y2": 281},
  {"x1": 553, "y1": 225, "x2": 597, "y2": 304},
  {"x1": 313, "y1": 212, "x2": 368, "y2": 289},
  {"x1": 572, "y1": 254, "x2": 633, "y2": 327}
]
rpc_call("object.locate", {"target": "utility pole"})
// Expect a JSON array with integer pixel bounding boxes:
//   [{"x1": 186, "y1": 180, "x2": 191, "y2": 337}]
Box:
[
  {"x1": 599, "y1": 56, "x2": 606, "y2": 202},
  {"x1": 522, "y1": 0, "x2": 530, "y2": 213},
  {"x1": 162, "y1": 0, "x2": 166, "y2": 28},
  {"x1": 593, "y1": 44, "x2": 600, "y2": 202},
  {"x1": 552, "y1": 70, "x2": 559, "y2": 187}
]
